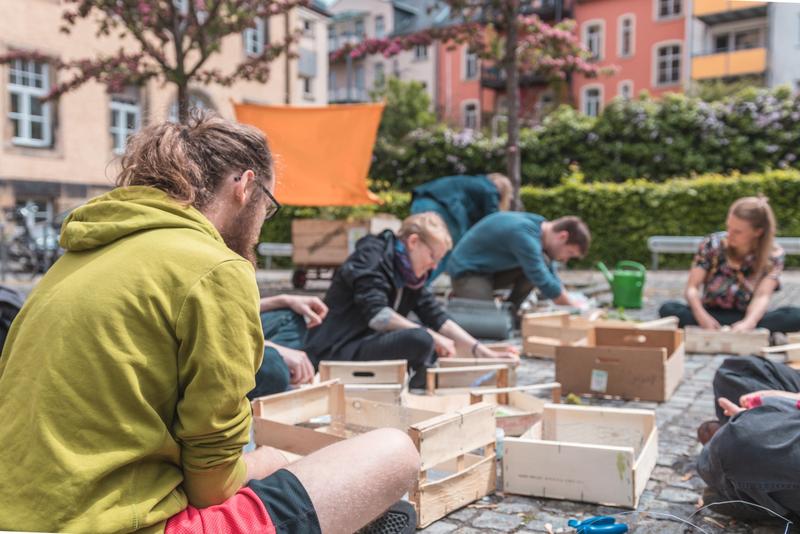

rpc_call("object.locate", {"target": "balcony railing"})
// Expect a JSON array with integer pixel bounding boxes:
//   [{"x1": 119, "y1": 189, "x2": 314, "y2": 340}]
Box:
[
  {"x1": 328, "y1": 34, "x2": 366, "y2": 53},
  {"x1": 480, "y1": 66, "x2": 548, "y2": 90},
  {"x1": 691, "y1": 47, "x2": 767, "y2": 80},
  {"x1": 694, "y1": 0, "x2": 767, "y2": 24},
  {"x1": 328, "y1": 87, "x2": 369, "y2": 103}
]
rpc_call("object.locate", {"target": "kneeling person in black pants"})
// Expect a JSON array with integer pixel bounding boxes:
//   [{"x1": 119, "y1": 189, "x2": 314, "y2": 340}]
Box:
[{"x1": 305, "y1": 212, "x2": 517, "y2": 388}]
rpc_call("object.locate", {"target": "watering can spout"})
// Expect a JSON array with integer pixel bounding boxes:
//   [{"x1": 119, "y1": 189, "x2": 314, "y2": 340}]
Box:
[{"x1": 596, "y1": 262, "x2": 614, "y2": 285}]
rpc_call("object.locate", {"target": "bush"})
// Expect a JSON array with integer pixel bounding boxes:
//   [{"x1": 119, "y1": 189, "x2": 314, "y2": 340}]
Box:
[
  {"x1": 259, "y1": 170, "x2": 800, "y2": 270},
  {"x1": 369, "y1": 87, "x2": 800, "y2": 190},
  {"x1": 520, "y1": 169, "x2": 800, "y2": 268}
]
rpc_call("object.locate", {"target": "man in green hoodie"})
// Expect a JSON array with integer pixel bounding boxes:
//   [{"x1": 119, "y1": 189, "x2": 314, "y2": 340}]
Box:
[{"x1": 0, "y1": 112, "x2": 420, "y2": 534}]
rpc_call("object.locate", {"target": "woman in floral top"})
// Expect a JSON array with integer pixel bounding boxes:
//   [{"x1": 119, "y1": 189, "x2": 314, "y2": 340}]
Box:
[{"x1": 659, "y1": 196, "x2": 800, "y2": 334}]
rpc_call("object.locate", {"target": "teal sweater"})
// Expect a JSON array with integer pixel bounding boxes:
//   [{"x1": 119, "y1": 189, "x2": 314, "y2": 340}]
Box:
[{"x1": 446, "y1": 212, "x2": 562, "y2": 299}]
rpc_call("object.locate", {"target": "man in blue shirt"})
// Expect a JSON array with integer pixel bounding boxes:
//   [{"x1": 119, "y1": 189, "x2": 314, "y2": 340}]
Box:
[{"x1": 447, "y1": 212, "x2": 591, "y2": 313}]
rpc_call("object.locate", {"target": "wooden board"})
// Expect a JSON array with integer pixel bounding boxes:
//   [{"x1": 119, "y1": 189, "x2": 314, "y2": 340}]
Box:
[
  {"x1": 319, "y1": 360, "x2": 407, "y2": 385},
  {"x1": 426, "y1": 364, "x2": 509, "y2": 395},
  {"x1": 344, "y1": 384, "x2": 404, "y2": 404},
  {"x1": 503, "y1": 404, "x2": 657, "y2": 508},
  {"x1": 291, "y1": 219, "x2": 367, "y2": 265},
  {"x1": 685, "y1": 326, "x2": 769, "y2": 355}
]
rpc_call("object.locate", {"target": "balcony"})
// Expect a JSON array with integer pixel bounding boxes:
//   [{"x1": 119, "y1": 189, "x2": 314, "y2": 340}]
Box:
[
  {"x1": 328, "y1": 87, "x2": 369, "y2": 103},
  {"x1": 691, "y1": 47, "x2": 767, "y2": 80},
  {"x1": 693, "y1": 0, "x2": 767, "y2": 24},
  {"x1": 328, "y1": 34, "x2": 366, "y2": 54},
  {"x1": 480, "y1": 66, "x2": 548, "y2": 90}
]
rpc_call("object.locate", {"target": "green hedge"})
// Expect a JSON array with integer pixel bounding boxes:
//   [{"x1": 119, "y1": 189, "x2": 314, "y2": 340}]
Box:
[
  {"x1": 369, "y1": 87, "x2": 800, "y2": 189},
  {"x1": 259, "y1": 170, "x2": 800, "y2": 269}
]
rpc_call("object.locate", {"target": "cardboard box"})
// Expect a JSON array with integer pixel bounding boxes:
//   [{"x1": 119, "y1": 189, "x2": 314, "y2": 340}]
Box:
[
  {"x1": 685, "y1": 326, "x2": 770, "y2": 355},
  {"x1": 503, "y1": 404, "x2": 657, "y2": 508},
  {"x1": 555, "y1": 327, "x2": 684, "y2": 402},
  {"x1": 252, "y1": 381, "x2": 497, "y2": 528}
]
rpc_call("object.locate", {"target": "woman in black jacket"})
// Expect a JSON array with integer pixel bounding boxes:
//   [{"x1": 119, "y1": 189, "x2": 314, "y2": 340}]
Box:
[{"x1": 305, "y1": 212, "x2": 517, "y2": 388}]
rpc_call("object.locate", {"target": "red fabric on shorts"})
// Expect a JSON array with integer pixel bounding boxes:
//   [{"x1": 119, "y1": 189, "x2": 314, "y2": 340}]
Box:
[{"x1": 165, "y1": 487, "x2": 276, "y2": 534}]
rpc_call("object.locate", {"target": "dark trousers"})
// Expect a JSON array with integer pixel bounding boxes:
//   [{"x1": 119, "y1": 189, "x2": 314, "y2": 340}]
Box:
[
  {"x1": 697, "y1": 356, "x2": 800, "y2": 519},
  {"x1": 659, "y1": 301, "x2": 800, "y2": 333},
  {"x1": 340, "y1": 327, "x2": 436, "y2": 389},
  {"x1": 451, "y1": 268, "x2": 534, "y2": 313},
  {"x1": 248, "y1": 309, "x2": 308, "y2": 400}
]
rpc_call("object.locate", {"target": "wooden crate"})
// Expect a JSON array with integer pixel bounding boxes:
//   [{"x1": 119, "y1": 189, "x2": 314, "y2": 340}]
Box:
[
  {"x1": 521, "y1": 312, "x2": 678, "y2": 359},
  {"x1": 555, "y1": 327, "x2": 685, "y2": 402},
  {"x1": 503, "y1": 404, "x2": 658, "y2": 508},
  {"x1": 252, "y1": 381, "x2": 497, "y2": 528},
  {"x1": 685, "y1": 326, "x2": 770, "y2": 355},
  {"x1": 291, "y1": 216, "x2": 400, "y2": 266},
  {"x1": 426, "y1": 364, "x2": 511, "y2": 395},
  {"x1": 403, "y1": 383, "x2": 562, "y2": 437},
  {"x1": 318, "y1": 360, "x2": 407, "y2": 404},
  {"x1": 434, "y1": 355, "x2": 518, "y2": 390}
]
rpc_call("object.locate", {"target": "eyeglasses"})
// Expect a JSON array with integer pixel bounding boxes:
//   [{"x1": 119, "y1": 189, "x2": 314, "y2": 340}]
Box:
[{"x1": 254, "y1": 180, "x2": 281, "y2": 221}]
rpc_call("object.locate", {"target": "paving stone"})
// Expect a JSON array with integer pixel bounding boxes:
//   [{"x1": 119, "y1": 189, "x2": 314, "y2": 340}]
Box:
[
  {"x1": 420, "y1": 521, "x2": 458, "y2": 534},
  {"x1": 446, "y1": 508, "x2": 478, "y2": 522},
  {"x1": 470, "y1": 511, "x2": 522, "y2": 532}
]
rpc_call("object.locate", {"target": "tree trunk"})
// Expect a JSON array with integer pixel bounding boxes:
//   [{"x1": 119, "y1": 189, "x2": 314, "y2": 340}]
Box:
[
  {"x1": 177, "y1": 81, "x2": 189, "y2": 123},
  {"x1": 504, "y1": 0, "x2": 522, "y2": 210}
]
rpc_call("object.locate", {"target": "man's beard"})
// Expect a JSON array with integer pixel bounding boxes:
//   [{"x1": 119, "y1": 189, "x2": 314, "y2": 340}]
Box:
[{"x1": 220, "y1": 199, "x2": 261, "y2": 266}]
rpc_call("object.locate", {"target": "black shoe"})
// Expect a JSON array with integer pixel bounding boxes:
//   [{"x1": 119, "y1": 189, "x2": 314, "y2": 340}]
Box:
[{"x1": 358, "y1": 500, "x2": 417, "y2": 534}]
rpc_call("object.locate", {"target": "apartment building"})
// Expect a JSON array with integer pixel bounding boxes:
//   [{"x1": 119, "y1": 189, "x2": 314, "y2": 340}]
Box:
[{"x1": 0, "y1": 0, "x2": 329, "y2": 216}]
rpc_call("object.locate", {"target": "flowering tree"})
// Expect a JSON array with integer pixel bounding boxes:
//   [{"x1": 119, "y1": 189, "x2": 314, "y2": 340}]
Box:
[
  {"x1": 332, "y1": 0, "x2": 613, "y2": 205},
  {"x1": 0, "y1": 0, "x2": 307, "y2": 122}
]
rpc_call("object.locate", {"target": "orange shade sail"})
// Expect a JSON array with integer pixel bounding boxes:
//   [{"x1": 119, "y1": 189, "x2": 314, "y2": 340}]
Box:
[{"x1": 234, "y1": 102, "x2": 385, "y2": 207}]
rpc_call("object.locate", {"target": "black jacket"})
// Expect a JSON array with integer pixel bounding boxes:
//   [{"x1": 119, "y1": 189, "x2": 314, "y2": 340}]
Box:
[{"x1": 305, "y1": 230, "x2": 449, "y2": 364}]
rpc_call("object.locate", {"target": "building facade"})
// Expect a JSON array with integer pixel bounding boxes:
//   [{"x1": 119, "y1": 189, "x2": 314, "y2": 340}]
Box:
[{"x1": 0, "y1": 0, "x2": 328, "y2": 218}]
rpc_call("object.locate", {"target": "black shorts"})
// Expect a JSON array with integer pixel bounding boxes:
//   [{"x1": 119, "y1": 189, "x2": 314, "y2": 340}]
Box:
[{"x1": 247, "y1": 469, "x2": 321, "y2": 534}]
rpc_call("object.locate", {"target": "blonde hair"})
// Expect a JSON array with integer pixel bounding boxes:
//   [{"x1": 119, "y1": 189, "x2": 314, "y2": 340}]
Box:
[
  {"x1": 117, "y1": 109, "x2": 273, "y2": 209},
  {"x1": 488, "y1": 173, "x2": 512, "y2": 211},
  {"x1": 729, "y1": 196, "x2": 776, "y2": 276},
  {"x1": 398, "y1": 212, "x2": 453, "y2": 251}
]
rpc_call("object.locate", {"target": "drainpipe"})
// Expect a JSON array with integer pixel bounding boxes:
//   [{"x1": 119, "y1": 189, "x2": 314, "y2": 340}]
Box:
[{"x1": 285, "y1": 12, "x2": 291, "y2": 104}]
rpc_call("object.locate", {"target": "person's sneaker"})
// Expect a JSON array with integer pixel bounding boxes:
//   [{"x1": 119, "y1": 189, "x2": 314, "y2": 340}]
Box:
[
  {"x1": 770, "y1": 331, "x2": 789, "y2": 347},
  {"x1": 697, "y1": 420, "x2": 721, "y2": 445},
  {"x1": 357, "y1": 500, "x2": 417, "y2": 534}
]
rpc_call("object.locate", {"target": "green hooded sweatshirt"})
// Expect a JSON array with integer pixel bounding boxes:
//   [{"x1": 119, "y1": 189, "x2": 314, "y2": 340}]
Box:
[{"x1": 0, "y1": 186, "x2": 264, "y2": 533}]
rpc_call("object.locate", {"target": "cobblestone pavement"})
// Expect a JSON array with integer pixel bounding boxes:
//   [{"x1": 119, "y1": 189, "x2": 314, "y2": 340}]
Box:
[{"x1": 420, "y1": 270, "x2": 800, "y2": 534}]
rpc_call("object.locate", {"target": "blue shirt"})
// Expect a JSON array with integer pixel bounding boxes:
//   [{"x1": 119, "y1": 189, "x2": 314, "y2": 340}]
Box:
[
  {"x1": 446, "y1": 212, "x2": 562, "y2": 299},
  {"x1": 411, "y1": 175, "x2": 500, "y2": 244}
]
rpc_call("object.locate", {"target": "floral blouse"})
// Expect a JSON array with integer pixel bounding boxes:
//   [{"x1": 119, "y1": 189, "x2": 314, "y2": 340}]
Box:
[{"x1": 693, "y1": 232, "x2": 784, "y2": 312}]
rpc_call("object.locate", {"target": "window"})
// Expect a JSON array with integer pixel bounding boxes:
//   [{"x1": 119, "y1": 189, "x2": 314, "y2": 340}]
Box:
[
  {"x1": 463, "y1": 101, "x2": 478, "y2": 129},
  {"x1": 355, "y1": 19, "x2": 365, "y2": 39},
  {"x1": 8, "y1": 59, "x2": 52, "y2": 148},
  {"x1": 244, "y1": 18, "x2": 267, "y2": 56},
  {"x1": 329, "y1": 70, "x2": 337, "y2": 91},
  {"x1": 619, "y1": 16, "x2": 634, "y2": 58},
  {"x1": 464, "y1": 50, "x2": 479, "y2": 80},
  {"x1": 329, "y1": 26, "x2": 337, "y2": 50},
  {"x1": 392, "y1": 59, "x2": 400, "y2": 78},
  {"x1": 355, "y1": 65, "x2": 365, "y2": 90},
  {"x1": 734, "y1": 29, "x2": 760, "y2": 50},
  {"x1": 584, "y1": 22, "x2": 604, "y2": 60},
  {"x1": 169, "y1": 92, "x2": 214, "y2": 123},
  {"x1": 375, "y1": 15, "x2": 385, "y2": 39},
  {"x1": 302, "y1": 77, "x2": 313, "y2": 99},
  {"x1": 110, "y1": 97, "x2": 140, "y2": 155},
  {"x1": 657, "y1": 0, "x2": 681, "y2": 19},
  {"x1": 301, "y1": 19, "x2": 314, "y2": 38},
  {"x1": 618, "y1": 80, "x2": 633, "y2": 99},
  {"x1": 714, "y1": 34, "x2": 730, "y2": 53},
  {"x1": 582, "y1": 86, "x2": 602, "y2": 117},
  {"x1": 414, "y1": 45, "x2": 429, "y2": 61},
  {"x1": 656, "y1": 43, "x2": 681, "y2": 85},
  {"x1": 374, "y1": 63, "x2": 385, "y2": 88}
]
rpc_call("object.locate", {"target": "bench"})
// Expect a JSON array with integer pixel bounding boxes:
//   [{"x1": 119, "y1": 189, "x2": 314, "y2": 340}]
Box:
[
  {"x1": 256, "y1": 242, "x2": 293, "y2": 269},
  {"x1": 647, "y1": 236, "x2": 800, "y2": 269}
]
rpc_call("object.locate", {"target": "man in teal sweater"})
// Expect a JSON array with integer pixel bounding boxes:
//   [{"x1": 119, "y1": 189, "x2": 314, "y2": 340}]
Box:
[{"x1": 448, "y1": 212, "x2": 591, "y2": 314}]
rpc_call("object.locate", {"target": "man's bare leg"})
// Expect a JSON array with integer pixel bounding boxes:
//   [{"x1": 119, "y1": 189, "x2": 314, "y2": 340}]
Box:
[{"x1": 287, "y1": 428, "x2": 421, "y2": 534}]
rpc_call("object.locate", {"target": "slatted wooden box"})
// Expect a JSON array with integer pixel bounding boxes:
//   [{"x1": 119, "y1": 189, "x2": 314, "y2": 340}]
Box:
[
  {"x1": 503, "y1": 404, "x2": 658, "y2": 508},
  {"x1": 252, "y1": 381, "x2": 497, "y2": 528},
  {"x1": 318, "y1": 360, "x2": 407, "y2": 404},
  {"x1": 685, "y1": 326, "x2": 770, "y2": 355},
  {"x1": 555, "y1": 327, "x2": 684, "y2": 402},
  {"x1": 521, "y1": 311, "x2": 677, "y2": 359}
]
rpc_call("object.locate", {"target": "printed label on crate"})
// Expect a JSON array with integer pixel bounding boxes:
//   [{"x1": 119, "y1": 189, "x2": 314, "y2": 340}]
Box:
[{"x1": 590, "y1": 369, "x2": 608, "y2": 393}]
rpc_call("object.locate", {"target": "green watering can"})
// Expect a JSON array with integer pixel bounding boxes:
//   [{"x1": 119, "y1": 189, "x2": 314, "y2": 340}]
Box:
[{"x1": 597, "y1": 261, "x2": 646, "y2": 309}]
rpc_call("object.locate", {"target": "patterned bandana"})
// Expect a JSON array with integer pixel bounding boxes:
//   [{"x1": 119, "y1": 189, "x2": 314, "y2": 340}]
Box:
[{"x1": 394, "y1": 239, "x2": 428, "y2": 290}]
